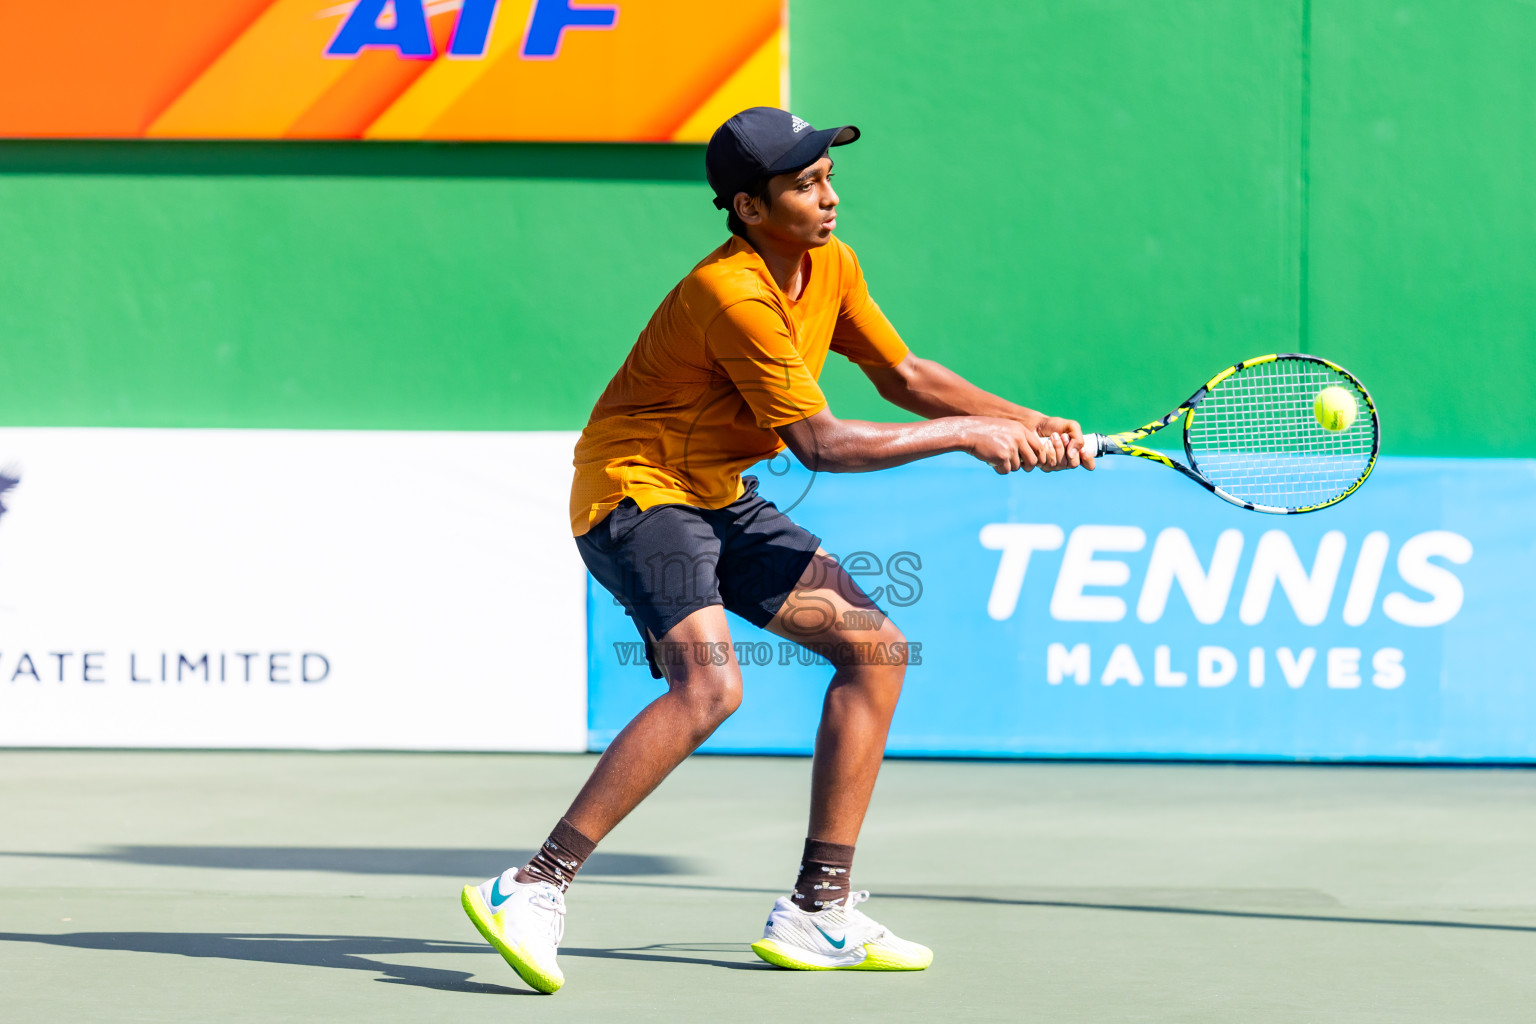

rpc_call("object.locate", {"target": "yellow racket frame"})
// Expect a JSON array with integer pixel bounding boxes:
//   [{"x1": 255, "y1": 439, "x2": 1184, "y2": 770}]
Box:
[{"x1": 1087, "y1": 353, "x2": 1380, "y2": 514}]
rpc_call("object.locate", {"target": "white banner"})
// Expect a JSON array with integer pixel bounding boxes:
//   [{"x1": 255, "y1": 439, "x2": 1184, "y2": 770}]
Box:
[{"x1": 0, "y1": 428, "x2": 586, "y2": 751}]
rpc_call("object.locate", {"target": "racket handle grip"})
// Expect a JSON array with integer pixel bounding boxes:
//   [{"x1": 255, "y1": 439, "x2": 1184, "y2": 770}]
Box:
[{"x1": 1080, "y1": 433, "x2": 1104, "y2": 459}]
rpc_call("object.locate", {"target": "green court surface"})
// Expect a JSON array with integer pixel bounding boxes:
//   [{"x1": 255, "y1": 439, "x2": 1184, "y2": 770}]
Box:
[{"x1": 1, "y1": 752, "x2": 1532, "y2": 1023}]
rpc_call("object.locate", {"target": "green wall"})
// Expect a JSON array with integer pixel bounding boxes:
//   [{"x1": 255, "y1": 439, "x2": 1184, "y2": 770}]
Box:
[
  {"x1": 0, "y1": 1, "x2": 1531, "y2": 453},
  {"x1": 1307, "y1": 1, "x2": 1536, "y2": 445}
]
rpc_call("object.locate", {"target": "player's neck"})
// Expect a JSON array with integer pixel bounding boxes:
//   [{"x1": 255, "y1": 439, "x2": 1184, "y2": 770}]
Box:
[{"x1": 742, "y1": 229, "x2": 812, "y2": 301}]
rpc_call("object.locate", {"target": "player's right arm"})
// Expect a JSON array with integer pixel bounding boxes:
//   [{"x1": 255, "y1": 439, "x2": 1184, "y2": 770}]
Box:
[{"x1": 776, "y1": 408, "x2": 1054, "y2": 475}]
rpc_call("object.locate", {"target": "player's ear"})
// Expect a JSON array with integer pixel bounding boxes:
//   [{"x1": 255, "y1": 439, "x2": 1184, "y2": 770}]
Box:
[{"x1": 733, "y1": 191, "x2": 764, "y2": 226}]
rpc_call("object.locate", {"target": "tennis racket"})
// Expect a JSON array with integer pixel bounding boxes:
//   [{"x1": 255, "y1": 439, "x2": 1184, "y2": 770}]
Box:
[{"x1": 1079, "y1": 353, "x2": 1379, "y2": 514}]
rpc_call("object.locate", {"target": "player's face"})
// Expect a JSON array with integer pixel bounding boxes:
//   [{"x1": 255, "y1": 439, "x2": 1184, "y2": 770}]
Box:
[{"x1": 760, "y1": 157, "x2": 839, "y2": 248}]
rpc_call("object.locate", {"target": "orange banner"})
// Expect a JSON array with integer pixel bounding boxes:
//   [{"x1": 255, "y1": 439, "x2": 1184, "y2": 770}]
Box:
[{"x1": 0, "y1": 1, "x2": 785, "y2": 141}]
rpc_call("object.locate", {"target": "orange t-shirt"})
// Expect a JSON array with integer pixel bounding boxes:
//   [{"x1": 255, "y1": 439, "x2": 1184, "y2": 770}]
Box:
[{"x1": 570, "y1": 235, "x2": 910, "y2": 535}]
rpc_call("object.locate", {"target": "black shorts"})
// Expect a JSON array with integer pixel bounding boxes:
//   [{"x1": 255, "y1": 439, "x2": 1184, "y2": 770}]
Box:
[{"x1": 575, "y1": 475, "x2": 821, "y2": 679}]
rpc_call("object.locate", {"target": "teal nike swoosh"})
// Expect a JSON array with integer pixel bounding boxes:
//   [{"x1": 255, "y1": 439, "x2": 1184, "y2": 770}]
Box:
[
  {"x1": 490, "y1": 877, "x2": 510, "y2": 909},
  {"x1": 814, "y1": 925, "x2": 847, "y2": 949}
]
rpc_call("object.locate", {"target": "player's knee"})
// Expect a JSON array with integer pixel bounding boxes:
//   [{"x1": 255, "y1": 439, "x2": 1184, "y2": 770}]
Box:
[
  {"x1": 883, "y1": 621, "x2": 910, "y2": 674},
  {"x1": 674, "y1": 669, "x2": 742, "y2": 733},
  {"x1": 692, "y1": 678, "x2": 742, "y2": 733},
  {"x1": 874, "y1": 621, "x2": 910, "y2": 701},
  {"x1": 828, "y1": 617, "x2": 908, "y2": 689}
]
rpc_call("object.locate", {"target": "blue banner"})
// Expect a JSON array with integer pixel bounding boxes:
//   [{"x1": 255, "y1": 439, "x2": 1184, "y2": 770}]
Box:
[{"x1": 587, "y1": 456, "x2": 1536, "y2": 761}]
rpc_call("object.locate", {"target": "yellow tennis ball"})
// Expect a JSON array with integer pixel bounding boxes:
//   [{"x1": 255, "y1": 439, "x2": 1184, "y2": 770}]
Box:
[{"x1": 1314, "y1": 386, "x2": 1357, "y2": 432}]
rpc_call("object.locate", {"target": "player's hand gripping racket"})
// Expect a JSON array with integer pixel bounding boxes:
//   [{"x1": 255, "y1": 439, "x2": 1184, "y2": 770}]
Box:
[{"x1": 1079, "y1": 353, "x2": 1379, "y2": 514}]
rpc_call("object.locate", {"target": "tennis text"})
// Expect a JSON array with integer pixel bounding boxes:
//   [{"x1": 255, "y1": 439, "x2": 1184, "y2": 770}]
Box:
[{"x1": 981, "y1": 524, "x2": 1471, "y2": 627}]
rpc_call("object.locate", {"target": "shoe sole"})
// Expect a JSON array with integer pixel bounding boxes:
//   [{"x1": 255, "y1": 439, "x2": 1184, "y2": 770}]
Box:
[
  {"x1": 751, "y1": 937, "x2": 932, "y2": 971},
  {"x1": 460, "y1": 885, "x2": 564, "y2": 993}
]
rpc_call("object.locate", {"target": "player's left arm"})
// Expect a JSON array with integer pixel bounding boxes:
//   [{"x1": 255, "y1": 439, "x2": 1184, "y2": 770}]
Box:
[{"x1": 861, "y1": 355, "x2": 1094, "y2": 471}]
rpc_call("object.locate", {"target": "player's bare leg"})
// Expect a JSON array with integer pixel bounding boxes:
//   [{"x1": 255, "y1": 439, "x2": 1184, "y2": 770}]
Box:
[
  {"x1": 552, "y1": 604, "x2": 743, "y2": 844},
  {"x1": 463, "y1": 605, "x2": 743, "y2": 992},
  {"x1": 751, "y1": 549, "x2": 932, "y2": 971},
  {"x1": 767, "y1": 550, "x2": 908, "y2": 848},
  {"x1": 551, "y1": 549, "x2": 906, "y2": 851}
]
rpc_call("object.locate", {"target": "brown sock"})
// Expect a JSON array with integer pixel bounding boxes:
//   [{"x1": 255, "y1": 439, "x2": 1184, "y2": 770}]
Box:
[
  {"x1": 791, "y1": 838, "x2": 855, "y2": 912},
  {"x1": 517, "y1": 817, "x2": 597, "y2": 892}
]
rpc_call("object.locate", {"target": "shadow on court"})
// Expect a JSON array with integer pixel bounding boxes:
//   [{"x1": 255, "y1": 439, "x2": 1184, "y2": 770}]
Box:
[
  {"x1": 7, "y1": 847, "x2": 1529, "y2": 937},
  {"x1": 0, "y1": 932, "x2": 773, "y2": 993},
  {"x1": 588, "y1": 880, "x2": 1536, "y2": 935},
  {"x1": 564, "y1": 942, "x2": 775, "y2": 972},
  {"x1": 0, "y1": 931, "x2": 529, "y2": 995},
  {"x1": 0, "y1": 846, "x2": 695, "y2": 878}
]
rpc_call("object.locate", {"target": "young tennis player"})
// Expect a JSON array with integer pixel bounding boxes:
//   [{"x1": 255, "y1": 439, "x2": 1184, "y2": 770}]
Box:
[{"x1": 462, "y1": 107, "x2": 1093, "y2": 992}]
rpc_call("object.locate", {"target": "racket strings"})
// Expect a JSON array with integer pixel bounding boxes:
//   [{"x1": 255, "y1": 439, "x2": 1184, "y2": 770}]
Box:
[{"x1": 1187, "y1": 358, "x2": 1375, "y2": 509}]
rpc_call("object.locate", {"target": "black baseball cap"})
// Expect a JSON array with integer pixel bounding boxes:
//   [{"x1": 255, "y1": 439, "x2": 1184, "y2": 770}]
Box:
[{"x1": 706, "y1": 107, "x2": 860, "y2": 210}]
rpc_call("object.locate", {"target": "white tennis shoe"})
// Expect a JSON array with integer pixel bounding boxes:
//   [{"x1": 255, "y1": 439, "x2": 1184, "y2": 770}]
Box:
[
  {"x1": 751, "y1": 890, "x2": 933, "y2": 971},
  {"x1": 461, "y1": 871, "x2": 567, "y2": 993}
]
